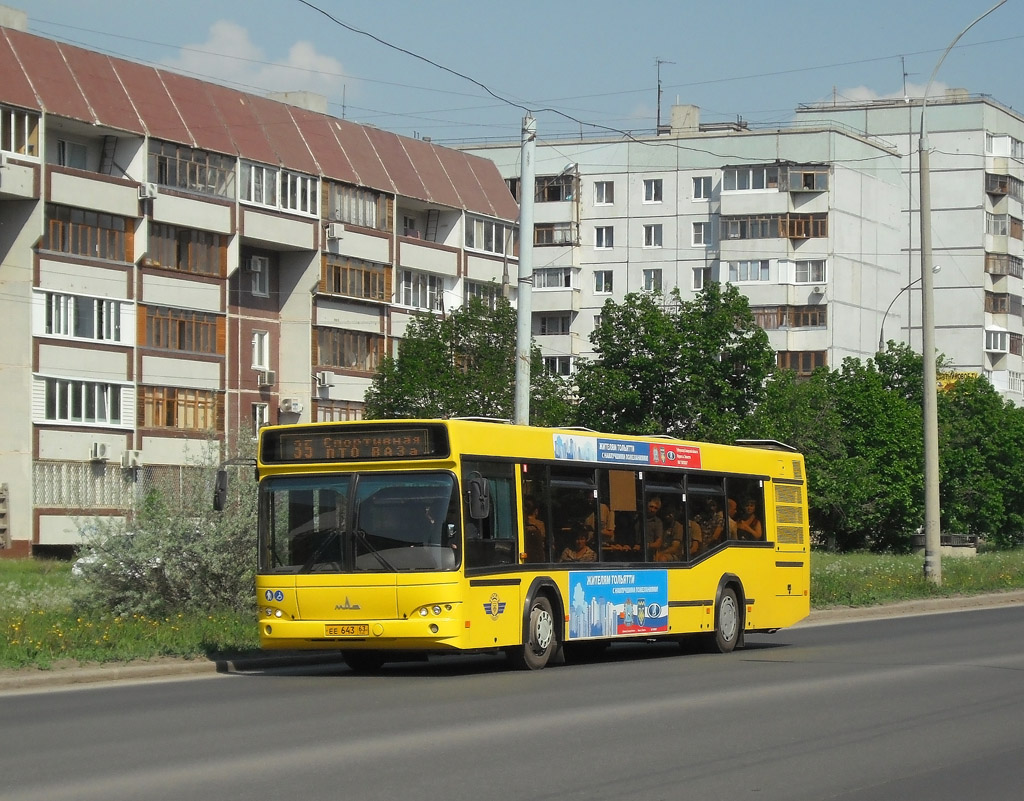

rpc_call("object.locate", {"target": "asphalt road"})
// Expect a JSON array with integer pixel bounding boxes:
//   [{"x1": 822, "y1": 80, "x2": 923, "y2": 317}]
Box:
[{"x1": 2, "y1": 600, "x2": 1023, "y2": 801}]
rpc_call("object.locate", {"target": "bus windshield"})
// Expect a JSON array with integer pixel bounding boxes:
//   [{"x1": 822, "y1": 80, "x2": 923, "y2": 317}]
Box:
[{"x1": 258, "y1": 472, "x2": 461, "y2": 574}]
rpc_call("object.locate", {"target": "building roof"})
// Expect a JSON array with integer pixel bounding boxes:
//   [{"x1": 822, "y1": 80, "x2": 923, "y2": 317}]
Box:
[{"x1": 0, "y1": 26, "x2": 519, "y2": 221}]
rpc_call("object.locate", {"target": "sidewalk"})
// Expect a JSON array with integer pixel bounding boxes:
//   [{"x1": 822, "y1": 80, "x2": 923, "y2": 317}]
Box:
[{"x1": 3, "y1": 591, "x2": 1023, "y2": 691}]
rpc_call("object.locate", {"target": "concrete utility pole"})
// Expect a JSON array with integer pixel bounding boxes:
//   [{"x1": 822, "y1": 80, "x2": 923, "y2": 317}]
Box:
[
  {"x1": 919, "y1": 0, "x2": 1006, "y2": 586},
  {"x1": 514, "y1": 115, "x2": 536, "y2": 425}
]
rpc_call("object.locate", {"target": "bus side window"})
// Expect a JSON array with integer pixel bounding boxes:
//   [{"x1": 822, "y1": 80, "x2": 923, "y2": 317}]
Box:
[{"x1": 462, "y1": 461, "x2": 516, "y2": 568}]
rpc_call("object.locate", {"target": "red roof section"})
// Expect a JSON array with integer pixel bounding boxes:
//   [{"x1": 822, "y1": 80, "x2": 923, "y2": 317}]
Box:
[{"x1": 0, "y1": 26, "x2": 516, "y2": 220}]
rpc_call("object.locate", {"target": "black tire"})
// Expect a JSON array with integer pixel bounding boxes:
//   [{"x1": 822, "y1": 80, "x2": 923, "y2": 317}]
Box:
[
  {"x1": 710, "y1": 587, "x2": 741, "y2": 653},
  {"x1": 509, "y1": 595, "x2": 558, "y2": 670},
  {"x1": 342, "y1": 650, "x2": 386, "y2": 674}
]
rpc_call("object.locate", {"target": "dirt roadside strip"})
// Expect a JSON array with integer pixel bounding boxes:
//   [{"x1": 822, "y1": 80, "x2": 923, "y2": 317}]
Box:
[{"x1": 3, "y1": 591, "x2": 1023, "y2": 692}]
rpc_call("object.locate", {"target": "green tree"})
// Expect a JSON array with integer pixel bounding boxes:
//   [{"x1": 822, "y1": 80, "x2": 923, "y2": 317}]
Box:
[
  {"x1": 574, "y1": 284, "x2": 775, "y2": 442},
  {"x1": 364, "y1": 296, "x2": 573, "y2": 425}
]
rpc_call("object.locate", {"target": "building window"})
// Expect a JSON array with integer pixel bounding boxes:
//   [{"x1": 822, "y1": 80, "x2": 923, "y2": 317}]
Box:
[
  {"x1": 328, "y1": 183, "x2": 386, "y2": 230},
  {"x1": 753, "y1": 305, "x2": 827, "y2": 329},
  {"x1": 247, "y1": 255, "x2": 270, "y2": 298},
  {"x1": 316, "y1": 327, "x2": 384, "y2": 372},
  {"x1": 543, "y1": 356, "x2": 573, "y2": 376},
  {"x1": 595, "y1": 226, "x2": 614, "y2": 249},
  {"x1": 723, "y1": 165, "x2": 779, "y2": 191},
  {"x1": 692, "y1": 221, "x2": 709, "y2": 247},
  {"x1": 985, "y1": 253, "x2": 1024, "y2": 278},
  {"x1": 985, "y1": 291, "x2": 1022, "y2": 316},
  {"x1": 693, "y1": 176, "x2": 712, "y2": 200},
  {"x1": 728, "y1": 260, "x2": 770, "y2": 282},
  {"x1": 784, "y1": 166, "x2": 829, "y2": 192},
  {"x1": 280, "y1": 171, "x2": 318, "y2": 215},
  {"x1": 56, "y1": 139, "x2": 88, "y2": 169},
  {"x1": 43, "y1": 205, "x2": 128, "y2": 262},
  {"x1": 323, "y1": 255, "x2": 388, "y2": 302},
  {"x1": 466, "y1": 216, "x2": 514, "y2": 256},
  {"x1": 149, "y1": 223, "x2": 223, "y2": 276},
  {"x1": 1, "y1": 104, "x2": 40, "y2": 157},
  {"x1": 692, "y1": 266, "x2": 711, "y2": 290},
  {"x1": 44, "y1": 379, "x2": 122, "y2": 424},
  {"x1": 465, "y1": 281, "x2": 500, "y2": 309},
  {"x1": 535, "y1": 174, "x2": 573, "y2": 202},
  {"x1": 240, "y1": 161, "x2": 279, "y2": 207},
  {"x1": 316, "y1": 400, "x2": 365, "y2": 422},
  {"x1": 777, "y1": 350, "x2": 827, "y2": 376},
  {"x1": 594, "y1": 270, "x2": 614, "y2": 294},
  {"x1": 986, "y1": 329, "x2": 1009, "y2": 353},
  {"x1": 594, "y1": 181, "x2": 614, "y2": 205},
  {"x1": 252, "y1": 331, "x2": 269, "y2": 369},
  {"x1": 535, "y1": 222, "x2": 577, "y2": 246},
  {"x1": 402, "y1": 215, "x2": 420, "y2": 238},
  {"x1": 643, "y1": 178, "x2": 663, "y2": 203},
  {"x1": 643, "y1": 224, "x2": 663, "y2": 248},
  {"x1": 535, "y1": 267, "x2": 575, "y2": 289},
  {"x1": 149, "y1": 140, "x2": 234, "y2": 198},
  {"x1": 539, "y1": 314, "x2": 571, "y2": 334},
  {"x1": 252, "y1": 403, "x2": 269, "y2": 437},
  {"x1": 140, "y1": 386, "x2": 220, "y2": 431},
  {"x1": 44, "y1": 293, "x2": 122, "y2": 342},
  {"x1": 142, "y1": 306, "x2": 221, "y2": 354},
  {"x1": 642, "y1": 269, "x2": 663, "y2": 292},
  {"x1": 399, "y1": 270, "x2": 444, "y2": 310},
  {"x1": 795, "y1": 259, "x2": 827, "y2": 283},
  {"x1": 986, "y1": 213, "x2": 1009, "y2": 236},
  {"x1": 724, "y1": 213, "x2": 827, "y2": 240}
]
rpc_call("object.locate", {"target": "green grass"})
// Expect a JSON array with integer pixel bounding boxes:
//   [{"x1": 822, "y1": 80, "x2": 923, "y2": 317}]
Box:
[{"x1": 3, "y1": 549, "x2": 1024, "y2": 670}]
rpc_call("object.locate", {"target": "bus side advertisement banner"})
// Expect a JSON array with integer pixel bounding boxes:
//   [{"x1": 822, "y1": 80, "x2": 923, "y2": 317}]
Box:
[
  {"x1": 567, "y1": 570, "x2": 669, "y2": 640},
  {"x1": 553, "y1": 433, "x2": 701, "y2": 469}
]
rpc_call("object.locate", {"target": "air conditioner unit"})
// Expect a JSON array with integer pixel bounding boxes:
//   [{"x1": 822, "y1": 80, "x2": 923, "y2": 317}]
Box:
[
  {"x1": 138, "y1": 182, "x2": 159, "y2": 200},
  {"x1": 811, "y1": 286, "x2": 824, "y2": 295},
  {"x1": 315, "y1": 371, "x2": 335, "y2": 388},
  {"x1": 279, "y1": 398, "x2": 303, "y2": 415},
  {"x1": 89, "y1": 442, "x2": 109, "y2": 462},
  {"x1": 257, "y1": 369, "x2": 276, "y2": 386},
  {"x1": 245, "y1": 256, "x2": 266, "y2": 274},
  {"x1": 326, "y1": 222, "x2": 345, "y2": 239},
  {"x1": 121, "y1": 450, "x2": 143, "y2": 469}
]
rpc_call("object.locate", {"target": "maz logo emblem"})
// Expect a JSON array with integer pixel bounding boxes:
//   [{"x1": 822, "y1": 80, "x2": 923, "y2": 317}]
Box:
[{"x1": 335, "y1": 597, "x2": 361, "y2": 610}]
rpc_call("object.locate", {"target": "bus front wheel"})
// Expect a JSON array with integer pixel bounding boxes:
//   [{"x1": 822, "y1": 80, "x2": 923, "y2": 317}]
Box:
[
  {"x1": 709, "y1": 587, "x2": 741, "y2": 653},
  {"x1": 510, "y1": 595, "x2": 557, "y2": 670}
]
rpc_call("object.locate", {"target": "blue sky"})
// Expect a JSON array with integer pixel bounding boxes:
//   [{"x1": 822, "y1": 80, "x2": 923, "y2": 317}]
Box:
[{"x1": 19, "y1": 0, "x2": 1024, "y2": 144}]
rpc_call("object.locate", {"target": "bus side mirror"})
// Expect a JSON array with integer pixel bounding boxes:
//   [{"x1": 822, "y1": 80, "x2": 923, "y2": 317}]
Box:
[
  {"x1": 467, "y1": 474, "x2": 491, "y2": 520},
  {"x1": 213, "y1": 468, "x2": 228, "y2": 511}
]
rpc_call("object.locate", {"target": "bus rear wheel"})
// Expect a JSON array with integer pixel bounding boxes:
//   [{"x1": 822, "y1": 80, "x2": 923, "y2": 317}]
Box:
[
  {"x1": 509, "y1": 595, "x2": 557, "y2": 670},
  {"x1": 709, "y1": 587, "x2": 741, "y2": 653},
  {"x1": 342, "y1": 650, "x2": 386, "y2": 674}
]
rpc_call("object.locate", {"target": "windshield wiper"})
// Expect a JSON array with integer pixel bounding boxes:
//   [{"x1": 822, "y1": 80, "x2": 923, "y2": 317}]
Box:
[
  {"x1": 355, "y1": 527, "x2": 396, "y2": 572},
  {"x1": 299, "y1": 529, "x2": 341, "y2": 573}
]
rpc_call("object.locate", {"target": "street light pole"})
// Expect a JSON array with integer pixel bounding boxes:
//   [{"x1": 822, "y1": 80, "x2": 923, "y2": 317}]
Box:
[
  {"x1": 919, "y1": 0, "x2": 1006, "y2": 585},
  {"x1": 878, "y1": 277, "x2": 922, "y2": 354}
]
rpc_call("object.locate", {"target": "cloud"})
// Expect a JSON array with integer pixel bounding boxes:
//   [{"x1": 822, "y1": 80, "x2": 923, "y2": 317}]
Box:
[{"x1": 161, "y1": 20, "x2": 349, "y2": 99}]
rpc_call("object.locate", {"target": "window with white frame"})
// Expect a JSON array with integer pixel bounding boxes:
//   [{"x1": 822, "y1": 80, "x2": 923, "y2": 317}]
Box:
[
  {"x1": 534, "y1": 267, "x2": 574, "y2": 289},
  {"x1": 692, "y1": 221, "x2": 709, "y2": 247},
  {"x1": 280, "y1": 171, "x2": 318, "y2": 215},
  {"x1": 987, "y1": 212, "x2": 1009, "y2": 236},
  {"x1": 595, "y1": 226, "x2": 614, "y2": 249},
  {"x1": 328, "y1": 183, "x2": 385, "y2": 230},
  {"x1": 643, "y1": 178, "x2": 663, "y2": 203},
  {"x1": 252, "y1": 403, "x2": 269, "y2": 437},
  {"x1": 594, "y1": 180, "x2": 614, "y2": 205},
  {"x1": 642, "y1": 269, "x2": 663, "y2": 292},
  {"x1": 543, "y1": 355, "x2": 573, "y2": 376},
  {"x1": 594, "y1": 270, "x2": 614, "y2": 293},
  {"x1": 795, "y1": 259, "x2": 827, "y2": 283},
  {"x1": 251, "y1": 330, "x2": 269, "y2": 370},
  {"x1": 465, "y1": 280, "x2": 500, "y2": 309},
  {"x1": 248, "y1": 255, "x2": 270, "y2": 297},
  {"x1": 693, "y1": 176, "x2": 712, "y2": 200},
  {"x1": 1, "y1": 104, "x2": 40, "y2": 157},
  {"x1": 43, "y1": 292, "x2": 122, "y2": 342},
  {"x1": 240, "y1": 161, "x2": 278, "y2": 207},
  {"x1": 692, "y1": 266, "x2": 712, "y2": 291},
  {"x1": 539, "y1": 314, "x2": 571, "y2": 334},
  {"x1": 986, "y1": 329, "x2": 1009, "y2": 353},
  {"x1": 643, "y1": 224, "x2": 663, "y2": 248},
  {"x1": 56, "y1": 139, "x2": 88, "y2": 170},
  {"x1": 728, "y1": 260, "x2": 770, "y2": 282},
  {"x1": 43, "y1": 378, "x2": 122, "y2": 424},
  {"x1": 465, "y1": 216, "x2": 513, "y2": 256},
  {"x1": 399, "y1": 269, "x2": 444, "y2": 310},
  {"x1": 723, "y1": 165, "x2": 779, "y2": 191}
]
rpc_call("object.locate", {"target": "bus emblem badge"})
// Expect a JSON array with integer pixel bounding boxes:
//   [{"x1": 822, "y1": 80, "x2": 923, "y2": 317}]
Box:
[
  {"x1": 335, "y1": 597, "x2": 361, "y2": 610},
  {"x1": 485, "y1": 593, "x2": 506, "y2": 620}
]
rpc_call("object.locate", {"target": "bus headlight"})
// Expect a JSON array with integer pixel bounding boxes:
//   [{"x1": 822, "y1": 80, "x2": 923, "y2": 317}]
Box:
[
  {"x1": 432, "y1": 605, "x2": 442, "y2": 616},
  {"x1": 419, "y1": 608, "x2": 429, "y2": 617}
]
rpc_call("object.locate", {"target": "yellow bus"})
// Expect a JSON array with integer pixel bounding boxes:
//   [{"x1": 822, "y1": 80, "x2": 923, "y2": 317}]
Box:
[{"x1": 244, "y1": 418, "x2": 809, "y2": 671}]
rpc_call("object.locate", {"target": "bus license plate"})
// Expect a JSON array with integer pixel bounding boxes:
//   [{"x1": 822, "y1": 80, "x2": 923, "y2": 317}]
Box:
[{"x1": 325, "y1": 624, "x2": 369, "y2": 637}]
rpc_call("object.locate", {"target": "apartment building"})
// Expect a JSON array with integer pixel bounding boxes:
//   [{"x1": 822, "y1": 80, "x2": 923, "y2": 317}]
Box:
[
  {"x1": 796, "y1": 92, "x2": 1024, "y2": 402},
  {"x1": 461, "y1": 105, "x2": 905, "y2": 380},
  {"x1": 0, "y1": 16, "x2": 518, "y2": 555}
]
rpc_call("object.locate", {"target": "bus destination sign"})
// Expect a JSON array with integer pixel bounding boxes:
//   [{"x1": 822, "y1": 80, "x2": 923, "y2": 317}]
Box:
[{"x1": 263, "y1": 426, "x2": 447, "y2": 464}]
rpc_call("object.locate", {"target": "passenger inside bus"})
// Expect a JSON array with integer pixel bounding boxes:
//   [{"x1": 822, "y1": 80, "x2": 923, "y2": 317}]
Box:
[
  {"x1": 736, "y1": 498, "x2": 765, "y2": 540},
  {"x1": 523, "y1": 496, "x2": 547, "y2": 562},
  {"x1": 559, "y1": 523, "x2": 596, "y2": 563},
  {"x1": 695, "y1": 497, "x2": 726, "y2": 549},
  {"x1": 652, "y1": 505, "x2": 684, "y2": 561}
]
